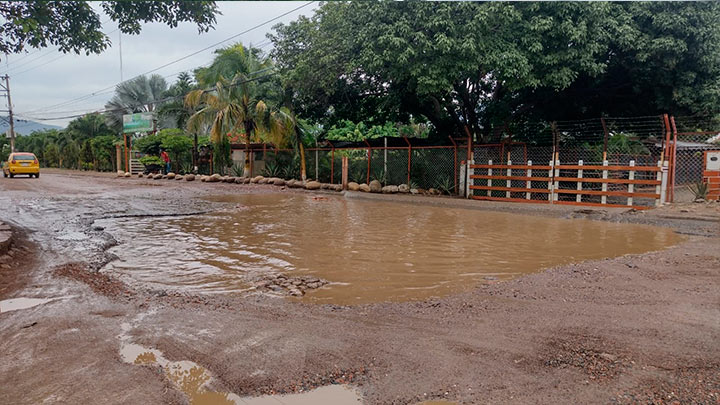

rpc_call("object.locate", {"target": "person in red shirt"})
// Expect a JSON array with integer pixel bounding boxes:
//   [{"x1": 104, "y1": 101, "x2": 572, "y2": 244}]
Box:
[{"x1": 160, "y1": 149, "x2": 171, "y2": 174}]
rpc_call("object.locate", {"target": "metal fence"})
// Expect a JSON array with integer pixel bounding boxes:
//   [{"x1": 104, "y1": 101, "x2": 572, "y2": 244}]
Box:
[
  {"x1": 670, "y1": 115, "x2": 720, "y2": 202},
  {"x1": 243, "y1": 114, "x2": 718, "y2": 203},
  {"x1": 250, "y1": 142, "x2": 462, "y2": 194}
]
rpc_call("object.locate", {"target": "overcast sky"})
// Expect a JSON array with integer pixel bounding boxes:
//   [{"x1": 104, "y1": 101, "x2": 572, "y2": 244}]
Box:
[{"x1": 3, "y1": 1, "x2": 316, "y2": 129}]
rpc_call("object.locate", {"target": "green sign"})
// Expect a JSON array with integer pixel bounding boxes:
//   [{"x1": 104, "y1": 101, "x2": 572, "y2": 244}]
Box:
[{"x1": 122, "y1": 112, "x2": 154, "y2": 133}]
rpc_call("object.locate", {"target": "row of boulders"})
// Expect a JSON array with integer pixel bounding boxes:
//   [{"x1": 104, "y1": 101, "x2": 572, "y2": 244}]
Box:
[
  {"x1": 253, "y1": 273, "x2": 328, "y2": 297},
  {"x1": 126, "y1": 171, "x2": 445, "y2": 196},
  {"x1": 136, "y1": 172, "x2": 197, "y2": 181},
  {"x1": 347, "y1": 179, "x2": 443, "y2": 195}
]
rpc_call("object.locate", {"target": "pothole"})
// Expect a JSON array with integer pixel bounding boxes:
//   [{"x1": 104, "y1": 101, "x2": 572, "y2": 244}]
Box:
[
  {"x1": 0, "y1": 297, "x2": 69, "y2": 313},
  {"x1": 118, "y1": 317, "x2": 362, "y2": 404}
]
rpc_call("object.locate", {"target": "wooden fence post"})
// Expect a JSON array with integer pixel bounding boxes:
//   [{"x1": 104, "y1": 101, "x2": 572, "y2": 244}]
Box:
[
  {"x1": 467, "y1": 159, "x2": 474, "y2": 198},
  {"x1": 548, "y1": 160, "x2": 554, "y2": 202},
  {"x1": 601, "y1": 160, "x2": 609, "y2": 205},
  {"x1": 341, "y1": 156, "x2": 349, "y2": 190},
  {"x1": 526, "y1": 160, "x2": 532, "y2": 200},
  {"x1": 576, "y1": 160, "x2": 583, "y2": 203},
  {"x1": 660, "y1": 161, "x2": 669, "y2": 204},
  {"x1": 655, "y1": 161, "x2": 663, "y2": 206},
  {"x1": 553, "y1": 157, "x2": 560, "y2": 202},
  {"x1": 487, "y1": 159, "x2": 493, "y2": 197},
  {"x1": 506, "y1": 160, "x2": 512, "y2": 198},
  {"x1": 627, "y1": 160, "x2": 635, "y2": 206}
]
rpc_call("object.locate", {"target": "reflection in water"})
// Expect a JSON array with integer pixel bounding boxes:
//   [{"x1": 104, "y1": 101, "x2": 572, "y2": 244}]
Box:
[
  {"x1": 118, "y1": 322, "x2": 361, "y2": 404},
  {"x1": 0, "y1": 297, "x2": 70, "y2": 313},
  {"x1": 99, "y1": 194, "x2": 681, "y2": 305},
  {"x1": 119, "y1": 336, "x2": 240, "y2": 404}
]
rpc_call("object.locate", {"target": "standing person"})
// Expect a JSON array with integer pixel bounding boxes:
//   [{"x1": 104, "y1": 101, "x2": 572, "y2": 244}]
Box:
[{"x1": 160, "y1": 149, "x2": 171, "y2": 174}]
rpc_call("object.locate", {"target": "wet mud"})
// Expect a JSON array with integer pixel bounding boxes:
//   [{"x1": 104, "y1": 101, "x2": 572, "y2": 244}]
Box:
[
  {"x1": 99, "y1": 193, "x2": 680, "y2": 304},
  {"x1": 0, "y1": 171, "x2": 718, "y2": 405}
]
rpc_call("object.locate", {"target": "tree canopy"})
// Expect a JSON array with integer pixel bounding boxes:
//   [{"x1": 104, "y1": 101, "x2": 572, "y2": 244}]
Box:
[
  {"x1": 0, "y1": 1, "x2": 218, "y2": 57},
  {"x1": 270, "y1": 2, "x2": 720, "y2": 142}
]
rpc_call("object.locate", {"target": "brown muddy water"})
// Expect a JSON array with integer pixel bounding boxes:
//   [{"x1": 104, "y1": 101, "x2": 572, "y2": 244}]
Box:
[{"x1": 97, "y1": 194, "x2": 680, "y2": 305}]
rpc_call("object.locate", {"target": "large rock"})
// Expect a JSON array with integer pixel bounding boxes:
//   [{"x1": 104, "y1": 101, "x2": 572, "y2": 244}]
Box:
[
  {"x1": 359, "y1": 183, "x2": 371, "y2": 192},
  {"x1": 347, "y1": 182, "x2": 360, "y2": 191},
  {"x1": 273, "y1": 178, "x2": 285, "y2": 186},
  {"x1": 428, "y1": 188, "x2": 441, "y2": 195},
  {"x1": 382, "y1": 185, "x2": 399, "y2": 194},
  {"x1": 175, "y1": 175, "x2": 183, "y2": 180},
  {"x1": 330, "y1": 184, "x2": 343, "y2": 192},
  {"x1": 398, "y1": 184, "x2": 410, "y2": 193},
  {"x1": 166, "y1": 172, "x2": 176, "y2": 179},
  {"x1": 285, "y1": 179, "x2": 296, "y2": 188},
  {"x1": 137, "y1": 173, "x2": 144, "y2": 178},
  {"x1": 225, "y1": 176, "x2": 236, "y2": 183},
  {"x1": 410, "y1": 188, "x2": 419, "y2": 195},
  {"x1": 117, "y1": 170, "x2": 125, "y2": 177},
  {"x1": 185, "y1": 174, "x2": 195, "y2": 181},
  {"x1": 305, "y1": 181, "x2": 321, "y2": 190},
  {"x1": 369, "y1": 180, "x2": 382, "y2": 193},
  {"x1": 235, "y1": 177, "x2": 245, "y2": 184},
  {"x1": 153, "y1": 174, "x2": 163, "y2": 180},
  {"x1": 251, "y1": 176, "x2": 264, "y2": 183},
  {"x1": 124, "y1": 172, "x2": 131, "y2": 178},
  {"x1": 208, "y1": 174, "x2": 221, "y2": 182}
]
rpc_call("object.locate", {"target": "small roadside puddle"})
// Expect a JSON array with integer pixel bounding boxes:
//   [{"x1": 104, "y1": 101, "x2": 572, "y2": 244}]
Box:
[
  {"x1": 119, "y1": 322, "x2": 362, "y2": 404},
  {"x1": 0, "y1": 297, "x2": 60, "y2": 313}
]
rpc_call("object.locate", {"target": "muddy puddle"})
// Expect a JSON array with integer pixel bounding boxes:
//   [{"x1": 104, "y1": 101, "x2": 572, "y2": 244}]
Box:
[
  {"x1": 97, "y1": 194, "x2": 681, "y2": 304},
  {"x1": 119, "y1": 320, "x2": 361, "y2": 404},
  {"x1": 0, "y1": 297, "x2": 66, "y2": 313}
]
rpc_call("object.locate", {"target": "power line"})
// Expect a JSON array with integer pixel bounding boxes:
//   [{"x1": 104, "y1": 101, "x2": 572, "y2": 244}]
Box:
[
  {"x1": 19, "y1": 2, "x2": 314, "y2": 117},
  {"x1": 4, "y1": 19, "x2": 115, "y2": 74},
  {"x1": 17, "y1": 70, "x2": 277, "y2": 122}
]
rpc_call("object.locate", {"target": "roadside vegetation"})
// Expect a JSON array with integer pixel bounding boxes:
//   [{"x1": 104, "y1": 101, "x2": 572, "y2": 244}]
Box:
[{"x1": 3, "y1": 2, "x2": 719, "y2": 175}]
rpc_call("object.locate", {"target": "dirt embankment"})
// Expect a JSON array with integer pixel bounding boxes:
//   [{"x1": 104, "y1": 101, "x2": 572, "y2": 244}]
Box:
[{"x1": 0, "y1": 172, "x2": 718, "y2": 405}]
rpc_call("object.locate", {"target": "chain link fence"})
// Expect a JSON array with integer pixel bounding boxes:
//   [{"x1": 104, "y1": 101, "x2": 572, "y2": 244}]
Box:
[
  {"x1": 671, "y1": 115, "x2": 720, "y2": 202},
  {"x1": 238, "y1": 114, "x2": 717, "y2": 202}
]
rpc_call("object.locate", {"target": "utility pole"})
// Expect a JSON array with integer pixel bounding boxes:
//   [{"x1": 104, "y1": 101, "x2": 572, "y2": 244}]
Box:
[
  {"x1": 0, "y1": 75, "x2": 15, "y2": 153},
  {"x1": 118, "y1": 31, "x2": 124, "y2": 82}
]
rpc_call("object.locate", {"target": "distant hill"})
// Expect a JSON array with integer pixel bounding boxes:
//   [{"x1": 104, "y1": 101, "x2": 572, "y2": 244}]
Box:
[{"x1": 0, "y1": 116, "x2": 63, "y2": 135}]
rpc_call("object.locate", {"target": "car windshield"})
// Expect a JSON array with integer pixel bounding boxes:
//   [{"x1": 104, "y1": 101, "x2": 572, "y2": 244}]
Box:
[{"x1": 13, "y1": 154, "x2": 35, "y2": 161}]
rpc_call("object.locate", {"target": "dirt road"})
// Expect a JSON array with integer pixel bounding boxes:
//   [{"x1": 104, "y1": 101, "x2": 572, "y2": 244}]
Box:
[{"x1": 0, "y1": 171, "x2": 718, "y2": 404}]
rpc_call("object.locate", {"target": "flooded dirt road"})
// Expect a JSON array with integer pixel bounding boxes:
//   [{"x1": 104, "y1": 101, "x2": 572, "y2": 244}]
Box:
[
  {"x1": 100, "y1": 193, "x2": 680, "y2": 304},
  {"x1": 0, "y1": 171, "x2": 718, "y2": 404}
]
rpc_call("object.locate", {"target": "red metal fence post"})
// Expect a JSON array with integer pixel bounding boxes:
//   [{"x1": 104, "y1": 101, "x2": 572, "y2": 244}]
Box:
[
  {"x1": 600, "y1": 118, "x2": 609, "y2": 161},
  {"x1": 364, "y1": 139, "x2": 372, "y2": 184},
  {"x1": 329, "y1": 141, "x2": 335, "y2": 184},
  {"x1": 449, "y1": 136, "x2": 458, "y2": 194},
  {"x1": 662, "y1": 114, "x2": 672, "y2": 202},
  {"x1": 404, "y1": 136, "x2": 411, "y2": 186},
  {"x1": 670, "y1": 116, "x2": 678, "y2": 202}
]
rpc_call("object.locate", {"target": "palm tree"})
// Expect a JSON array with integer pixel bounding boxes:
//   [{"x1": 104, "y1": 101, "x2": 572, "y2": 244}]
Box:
[
  {"x1": 104, "y1": 74, "x2": 168, "y2": 131},
  {"x1": 185, "y1": 74, "x2": 292, "y2": 177},
  {"x1": 157, "y1": 72, "x2": 196, "y2": 129},
  {"x1": 66, "y1": 113, "x2": 113, "y2": 141}
]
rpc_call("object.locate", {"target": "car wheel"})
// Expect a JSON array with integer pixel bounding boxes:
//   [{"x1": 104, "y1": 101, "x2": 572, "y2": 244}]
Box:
[
  {"x1": 2, "y1": 172, "x2": 6, "y2": 178},
  {"x1": 35, "y1": 173, "x2": 40, "y2": 178},
  {"x1": 9, "y1": 173, "x2": 14, "y2": 178}
]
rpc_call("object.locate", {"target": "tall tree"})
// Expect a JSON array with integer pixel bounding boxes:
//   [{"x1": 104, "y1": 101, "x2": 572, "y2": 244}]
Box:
[
  {"x1": 104, "y1": 74, "x2": 168, "y2": 131},
  {"x1": 185, "y1": 74, "x2": 292, "y2": 177},
  {"x1": 0, "y1": 1, "x2": 218, "y2": 57},
  {"x1": 271, "y1": 2, "x2": 720, "y2": 141}
]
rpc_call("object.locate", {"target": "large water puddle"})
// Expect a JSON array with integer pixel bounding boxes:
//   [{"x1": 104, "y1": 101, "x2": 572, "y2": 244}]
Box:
[{"x1": 98, "y1": 194, "x2": 680, "y2": 305}]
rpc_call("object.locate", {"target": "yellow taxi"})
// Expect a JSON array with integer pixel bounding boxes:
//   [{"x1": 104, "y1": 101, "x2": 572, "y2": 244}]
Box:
[{"x1": 3, "y1": 152, "x2": 40, "y2": 178}]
